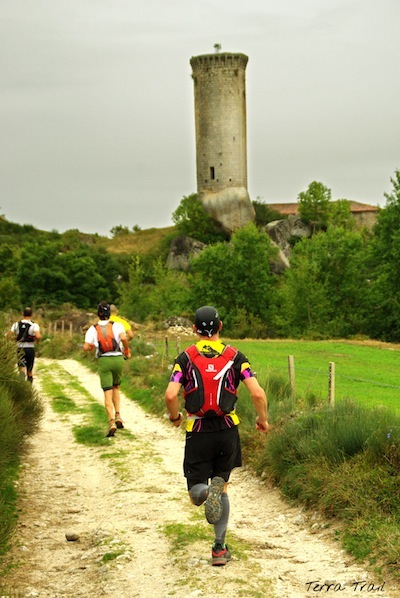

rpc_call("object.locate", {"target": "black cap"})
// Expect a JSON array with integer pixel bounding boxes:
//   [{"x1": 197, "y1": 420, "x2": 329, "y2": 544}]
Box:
[
  {"x1": 97, "y1": 302, "x2": 111, "y2": 319},
  {"x1": 194, "y1": 306, "x2": 220, "y2": 337}
]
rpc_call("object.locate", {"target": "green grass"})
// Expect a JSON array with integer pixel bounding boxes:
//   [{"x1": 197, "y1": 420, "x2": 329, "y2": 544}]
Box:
[
  {"x1": 233, "y1": 339, "x2": 400, "y2": 412},
  {"x1": 38, "y1": 363, "x2": 133, "y2": 447},
  {"x1": 100, "y1": 550, "x2": 125, "y2": 563}
]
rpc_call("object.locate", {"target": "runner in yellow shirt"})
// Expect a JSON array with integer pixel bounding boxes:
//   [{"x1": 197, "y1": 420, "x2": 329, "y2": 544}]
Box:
[{"x1": 109, "y1": 304, "x2": 134, "y2": 340}]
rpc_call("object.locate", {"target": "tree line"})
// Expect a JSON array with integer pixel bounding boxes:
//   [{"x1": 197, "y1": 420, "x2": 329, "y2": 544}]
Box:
[{"x1": 1, "y1": 170, "x2": 400, "y2": 342}]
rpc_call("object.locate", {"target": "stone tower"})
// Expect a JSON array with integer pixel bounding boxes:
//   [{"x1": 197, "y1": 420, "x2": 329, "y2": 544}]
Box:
[{"x1": 190, "y1": 52, "x2": 255, "y2": 233}]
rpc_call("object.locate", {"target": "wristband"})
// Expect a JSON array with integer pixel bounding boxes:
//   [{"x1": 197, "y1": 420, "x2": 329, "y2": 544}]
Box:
[{"x1": 170, "y1": 412, "x2": 182, "y2": 422}]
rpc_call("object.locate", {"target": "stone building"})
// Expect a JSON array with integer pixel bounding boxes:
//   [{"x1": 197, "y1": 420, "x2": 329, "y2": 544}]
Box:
[
  {"x1": 268, "y1": 200, "x2": 379, "y2": 230},
  {"x1": 190, "y1": 52, "x2": 255, "y2": 233}
]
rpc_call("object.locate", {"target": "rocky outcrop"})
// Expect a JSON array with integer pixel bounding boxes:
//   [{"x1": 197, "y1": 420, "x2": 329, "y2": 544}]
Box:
[
  {"x1": 200, "y1": 187, "x2": 255, "y2": 234},
  {"x1": 166, "y1": 236, "x2": 206, "y2": 271},
  {"x1": 265, "y1": 215, "x2": 312, "y2": 260},
  {"x1": 270, "y1": 248, "x2": 290, "y2": 274},
  {"x1": 166, "y1": 217, "x2": 311, "y2": 275}
]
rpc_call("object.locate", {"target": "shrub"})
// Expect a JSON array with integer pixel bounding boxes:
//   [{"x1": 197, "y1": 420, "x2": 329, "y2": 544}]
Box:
[
  {"x1": 0, "y1": 331, "x2": 44, "y2": 555},
  {"x1": 255, "y1": 398, "x2": 400, "y2": 571}
]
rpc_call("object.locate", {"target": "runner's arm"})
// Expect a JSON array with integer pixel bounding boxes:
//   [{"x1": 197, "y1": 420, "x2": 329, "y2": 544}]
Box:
[
  {"x1": 7, "y1": 323, "x2": 17, "y2": 339},
  {"x1": 165, "y1": 381, "x2": 183, "y2": 427},
  {"x1": 83, "y1": 325, "x2": 96, "y2": 352},
  {"x1": 34, "y1": 326, "x2": 41, "y2": 343},
  {"x1": 242, "y1": 376, "x2": 269, "y2": 432},
  {"x1": 120, "y1": 331, "x2": 131, "y2": 358}
]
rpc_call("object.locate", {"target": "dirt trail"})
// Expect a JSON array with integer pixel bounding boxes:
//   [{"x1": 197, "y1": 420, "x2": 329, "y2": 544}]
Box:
[{"x1": 1, "y1": 358, "x2": 397, "y2": 598}]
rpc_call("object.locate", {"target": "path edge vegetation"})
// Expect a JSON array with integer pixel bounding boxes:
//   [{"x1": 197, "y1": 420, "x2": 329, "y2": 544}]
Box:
[{"x1": 0, "y1": 330, "x2": 399, "y2": 587}]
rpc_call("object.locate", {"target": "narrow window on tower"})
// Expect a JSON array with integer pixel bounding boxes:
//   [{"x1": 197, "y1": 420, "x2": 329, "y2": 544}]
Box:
[{"x1": 210, "y1": 166, "x2": 215, "y2": 180}]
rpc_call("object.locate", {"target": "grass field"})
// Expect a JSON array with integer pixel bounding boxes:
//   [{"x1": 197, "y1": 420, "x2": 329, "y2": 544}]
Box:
[
  {"x1": 149, "y1": 335, "x2": 400, "y2": 413},
  {"x1": 228, "y1": 339, "x2": 400, "y2": 413}
]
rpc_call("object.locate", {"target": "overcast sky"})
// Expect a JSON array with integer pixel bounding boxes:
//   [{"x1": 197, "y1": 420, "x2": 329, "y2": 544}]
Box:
[{"x1": 1, "y1": 0, "x2": 399, "y2": 237}]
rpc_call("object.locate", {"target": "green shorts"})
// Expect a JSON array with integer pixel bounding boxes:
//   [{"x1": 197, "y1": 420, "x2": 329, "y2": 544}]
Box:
[{"x1": 98, "y1": 355, "x2": 124, "y2": 391}]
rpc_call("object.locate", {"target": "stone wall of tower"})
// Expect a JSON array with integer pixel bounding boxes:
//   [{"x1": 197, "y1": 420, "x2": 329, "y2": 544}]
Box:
[{"x1": 190, "y1": 53, "x2": 248, "y2": 195}]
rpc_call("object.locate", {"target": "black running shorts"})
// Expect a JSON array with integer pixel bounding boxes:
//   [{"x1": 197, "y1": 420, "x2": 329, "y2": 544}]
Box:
[
  {"x1": 18, "y1": 347, "x2": 35, "y2": 372},
  {"x1": 184, "y1": 426, "x2": 242, "y2": 485}
]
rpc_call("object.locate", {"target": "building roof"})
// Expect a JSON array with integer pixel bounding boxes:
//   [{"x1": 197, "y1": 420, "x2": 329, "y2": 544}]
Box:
[{"x1": 268, "y1": 200, "x2": 379, "y2": 216}]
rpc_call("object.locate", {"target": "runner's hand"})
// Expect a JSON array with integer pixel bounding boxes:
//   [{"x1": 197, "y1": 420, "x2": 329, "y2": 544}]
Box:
[
  {"x1": 169, "y1": 412, "x2": 183, "y2": 427},
  {"x1": 256, "y1": 417, "x2": 269, "y2": 432}
]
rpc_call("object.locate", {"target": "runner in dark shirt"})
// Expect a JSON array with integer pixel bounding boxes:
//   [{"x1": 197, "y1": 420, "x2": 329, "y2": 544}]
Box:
[{"x1": 165, "y1": 306, "x2": 269, "y2": 566}]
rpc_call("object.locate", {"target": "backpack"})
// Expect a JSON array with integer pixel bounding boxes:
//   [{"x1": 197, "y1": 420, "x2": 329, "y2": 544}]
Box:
[
  {"x1": 95, "y1": 323, "x2": 120, "y2": 354},
  {"x1": 16, "y1": 320, "x2": 35, "y2": 343},
  {"x1": 183, "y1": 344, "x2": 238, "y2": 417}
]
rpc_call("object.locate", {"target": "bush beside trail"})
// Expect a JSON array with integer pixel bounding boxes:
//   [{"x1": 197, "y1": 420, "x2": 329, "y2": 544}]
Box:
[
  {"x1": 256, "y1": 399, "x2": 400, "y2": 575},
  {"x1": 0, "y1": 332, "x2": 44, "y2": 557}
]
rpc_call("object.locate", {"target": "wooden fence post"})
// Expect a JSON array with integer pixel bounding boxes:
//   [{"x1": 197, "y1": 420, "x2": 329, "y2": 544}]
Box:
[
  {"x1": 177, "y1": 336, "x2": 181, "y2": 355},
  {"x1": 69, "y1": 322, "x2": 73, "y2": 338},
  {"x1": 288, "y1": 355, "x2": 296, "y2": 396},
  {"x1": 165, "y1": 336, "x2": 169, "y2": 360},
  {"x1": 328, "y1": 362, "x2": 335, "y2": 406}
]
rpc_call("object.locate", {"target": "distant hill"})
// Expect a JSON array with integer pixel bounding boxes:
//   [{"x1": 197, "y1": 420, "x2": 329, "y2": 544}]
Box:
[
  {"x1": 99, "y1": 226, "x2": 176, "y2": 255},
  {"x1": 0, "y1": 216, "x2": 176, "y2": 257}
]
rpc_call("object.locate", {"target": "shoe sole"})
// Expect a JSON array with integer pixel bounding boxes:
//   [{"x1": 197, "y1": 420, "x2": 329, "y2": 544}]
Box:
[
  {"x1": 205, "y1": 476, "x2": 225, "y2": 524},
  {"x1": 115, "y1": 420, "x2": 124, "y2": 429},
  {"x1": 212, "y1": 557, "x2": 227, "y2": 566},
  {"x1": 212, "y1": 548, "x2": 231, "y2": 566},
  {"x1": 106, "y1": 426, "x2": 117, "y2": 437}
]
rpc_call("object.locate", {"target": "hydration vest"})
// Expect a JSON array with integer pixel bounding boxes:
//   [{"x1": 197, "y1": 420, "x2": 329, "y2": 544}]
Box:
[
  {"x1": 183, "y1": 344, "x2": 238, "y2": 417},
  {"x1": 16, "y1": 320, "x2": 35, "y2": 343},
  {"x1": 95, "y1": 322, "x2": 120, "y2": 354}
]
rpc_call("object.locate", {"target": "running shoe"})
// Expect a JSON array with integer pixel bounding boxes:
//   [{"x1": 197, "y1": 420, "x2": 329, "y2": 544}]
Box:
[
  {"x1": 204, "y1": 476, "x2": 225, "y2": 524},
  {"x1": 106, "y1": 422, "x2": 117, "y2": 437},
  {"x1": 211, "y1": 543, "x2": 231, "y2": 566},
  {"x1": 115, "y1": 414, "x2": 124, "y2": 429}
]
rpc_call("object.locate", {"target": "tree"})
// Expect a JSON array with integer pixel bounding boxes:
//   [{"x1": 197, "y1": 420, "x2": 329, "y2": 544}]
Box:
[
  {"x1": 252, "y1": 200, "x2": 285, "y2": 227},
  {"x1": 278, "y1": 227, "x2": 370, "y2": 338},
  {"x1": 298, "y1": 181, "x2": 331, "y2": 232},
  {"x1": 172, "y1": 194, "x2": 227, "y2": 244},
  {"x1": 17, "y1": 240, "x2": 120, "y2": 308},
  {"x1": 118, "y1": 256, "x2": 191, "y2": 322},
  {"x1": 110, "y1": 225, "x2": 130, "y2": 237},
  {"x1": 328, "y1": 199, "x2": 356, "y2": 231},
  {"x1": 145, "y1": 259, "x2": 191, "y2": 319},
  {"x1": 365, "y1": 169, "x2": 400, "y2": 340},
  {"x1": 17, "y1": 241, "x2": 70, "y2": 305},
  {"x1": 57, "y1": 252, "x2": 109, "y2": 308},
  {"x1": 0, "y1": 277, "x2": 21, "y2": 310},
  {"x1": 189, "y1": 223, "x2": 278, "y2": 335}
]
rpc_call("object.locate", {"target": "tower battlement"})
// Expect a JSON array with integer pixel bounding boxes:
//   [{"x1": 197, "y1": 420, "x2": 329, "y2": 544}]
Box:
[{"x1": 190, "y1": 52, "x2": 248, "y2": 71}]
